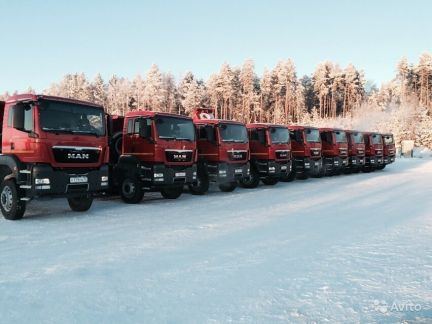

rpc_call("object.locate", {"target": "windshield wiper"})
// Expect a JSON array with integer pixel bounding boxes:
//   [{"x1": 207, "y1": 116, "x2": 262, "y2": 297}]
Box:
[
  {"x1": 175, "y1": 137, "x2": 193, "y2": 142},
  {"x1": 159, "y1": 136, "x2": 176, "y2": 141},
  {"x1": 43, "y1": 128, "x2": 75, "y2": 135},
  {"x1": 73, "y1": 130, "x2": 101, "y2": 137}
]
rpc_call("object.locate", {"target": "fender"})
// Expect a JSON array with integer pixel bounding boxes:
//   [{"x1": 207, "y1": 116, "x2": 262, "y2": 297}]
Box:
[
  {"x1": 0, "y1": 154, "x2": 27, "y2": 181},
  {"x1": 113, "y1": 154, "x2": 143, "y2": 181}
]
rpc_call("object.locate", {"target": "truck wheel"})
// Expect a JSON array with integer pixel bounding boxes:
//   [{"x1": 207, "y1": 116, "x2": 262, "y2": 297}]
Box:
[
  {"x1": 160, "y1": 186, "x2": 183, "y2": 199},
  {"x1": 219, "y1": 182, "x2": 237, "y2": 192},
  {"x1": 0, "y1": 180, "x2": 26, "y2": 220},
  {"x1": 296, "y1": 172, "x2": 309, "y2": 180},
  {"x1": 261, "y1": 177, "x2": 279, "y2": 185},
  {"x1": 109, "y1": 132, "x2": 123, "y2": 163},
  {"x1": 120, "y1": 177, "x2": 144, "y2": 204},
  {"x1": 189, "y1": 173, "x2": 209, "y2": 195},
  {"x1": 280, "y1": 170, "x2": 296, "y2": 182},
  {"x1": 240, "y1": 168, "x2": 260, "y2": 188},
  {"x1": 67, "y1": 196, "x2": 93, "y2": 212},
  {"x1": 376, "y1": 165, "x2": 385, "y2": 170}
]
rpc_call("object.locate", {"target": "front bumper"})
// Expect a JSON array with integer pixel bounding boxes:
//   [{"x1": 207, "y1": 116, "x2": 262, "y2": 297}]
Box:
[
  {"x1": 140, "y1": 163, "x2": 197, "y2": 187},
  {"x1": 294, "y1": 157, "x2": 322, "y2": 176},
  {"x1": 384, "y1": 155, "x2": 396, "y2": 165},
  {"x1": 323, "y1": 156, "x2": 348, "y2": 173},
  {"x1": 349, "y1": 156, "x2": 365, "y2": 167},
  {"x1": 253, "y1": 160, "x2": 292, "y2": 178},
  {"x1": 207, "y1": 162, "x2": 250, "y2": 183},
  {"x1": 25, "y1": 164, "x2": 109, "y2": 198}
]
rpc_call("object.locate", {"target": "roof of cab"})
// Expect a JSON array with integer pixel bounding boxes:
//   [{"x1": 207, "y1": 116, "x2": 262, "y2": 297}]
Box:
[
  {"x1": 125, "y1": 111, "x2": 192, "y2": 120},
  {"x1": 288, "y1": 125, "x2": 319, "y2": 130},
  {"x1": 246, "y1": 122, "x2": 288, "y2": 129},
  {"x1": 5, "y1": 93, "x2": 103, "y2": 109},
  {"x1": 193, "y1": 118, "x2": 245, "y2": 126}
]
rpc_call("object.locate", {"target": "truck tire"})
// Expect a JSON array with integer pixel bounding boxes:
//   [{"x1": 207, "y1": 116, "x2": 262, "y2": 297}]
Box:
[
  {"x1": 219, "y1": 181, "x2": 237, "y2": 192},
  {"x1": 160, "y1": 186, "x2": 183, "y2": 199},
  {"x1": 376, "y1": 165, "x2": 385, "y2": 170},
  {"x1": 0, "y1": 180, "x2": 26, "y2": 220},
  {"x1": 189, "y1": 173, "x2": 209, "y2": 195},
  {"x1": 120, "y1": 177, "x2": 144, "y2": 204},
  {"x1": 67, "y1": 196, "x2": 93, "y2": 212},
  {"x1": 280, "y1": 170, "x2": 296, "y2": 182},
  {"x1": 296, "y1": 172, "x2": 309, "y2": 180},
  {"x1": 109, "y1": 132, "x2": 123, "y2": 163},
  {"x1": 261, "y1": 177, "x2": 278, "y2": 185},
  {"x1": 240, "y1": 168, "x2": 260, "y2": 188}
]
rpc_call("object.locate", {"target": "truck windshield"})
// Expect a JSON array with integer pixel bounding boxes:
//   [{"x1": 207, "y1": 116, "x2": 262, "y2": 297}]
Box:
[
  {"x1": 220, "y1": 123, "x2": 248, "y2": 143},
  {"x1": 372, "y1": 134, "x2": 382, "y2": 144},
  {"x1": 155, "y1": 116, "x2": 195, "y2": 141},
  {"x1": 305, "y1": 128, "x2": 320, "y2": 143},
  {"x1": 335, "y1": 130, "x2": 347, "y2": 143},
  {"x1": 39, "y1": 100, "x2": 105, "y2": 136},
  {"x1": 270, "y1": 127, "x2": 290, "y2": 144},
  {"x1": 384, "y1": 135, "x2": 394, "y2": 144},
  {"x1": 351, "y1": 132, "x2": 365, "y2": 144}
]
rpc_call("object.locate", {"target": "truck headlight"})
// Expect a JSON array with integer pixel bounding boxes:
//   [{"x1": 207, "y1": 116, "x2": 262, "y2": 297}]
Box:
[
  {"x1": 219, "y1": 170, "x2": 227, "y2": 177},
  {"x1": 154, "y1": 173, "x2": 164, "y2": 178},
  {"x1": 101, "y1": 176, "x2": 109, "y2": 182},
  {"x1": 35, "y1": 178, "x2": 50, "y2": 185}
]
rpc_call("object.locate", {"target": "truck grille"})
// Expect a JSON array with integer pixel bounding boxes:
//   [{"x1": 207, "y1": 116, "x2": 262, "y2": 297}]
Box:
[
  {"x1": 276, "y1": 150, "x2": 290, "y2": 160},
  {"x1": 228, "y1": 150, "x2": 248, "y2": 161},
  {"x1": 52, "y1": 146, "x2": 100, "y2": 164},
  {"x1": 165, "y1": 150, "x2": 193, "y2": 163}
]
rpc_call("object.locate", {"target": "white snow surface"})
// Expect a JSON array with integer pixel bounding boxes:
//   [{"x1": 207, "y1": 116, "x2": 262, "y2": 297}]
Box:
[{"x1": 1, "y1": 159, "x2": 432, "y2": 323}]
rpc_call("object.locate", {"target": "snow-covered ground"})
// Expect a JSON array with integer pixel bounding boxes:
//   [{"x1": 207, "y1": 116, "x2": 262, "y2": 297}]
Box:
[{"x1": 1, "y1": 159, "x2": 432, "y2": 323}]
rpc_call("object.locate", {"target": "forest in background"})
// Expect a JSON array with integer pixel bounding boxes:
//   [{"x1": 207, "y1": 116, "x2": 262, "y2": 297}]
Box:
[{"x1": 1, "y1": 52, "x2": 431, "y2": 149}]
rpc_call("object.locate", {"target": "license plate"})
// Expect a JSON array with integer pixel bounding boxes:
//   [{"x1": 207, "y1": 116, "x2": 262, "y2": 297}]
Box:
[
  {"x1": 281, "y1": 165, "x2": 287, "y2": 170},
  {"x1": 70, "y1": 176, "x2": 88, "y2": 184},
  {"x1": 314, "y1": 162, "x2": 319, "y2": 166},
  {"x1": 235, "y1": 169, "x2": 243, "y2": 174},
  {"x1": 175, "y1": 172, "x2": 186, "y2": 177}
]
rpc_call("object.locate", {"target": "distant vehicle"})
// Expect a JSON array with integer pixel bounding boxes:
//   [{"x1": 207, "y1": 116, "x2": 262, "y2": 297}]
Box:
[
  {"x1": 240, "y1": 123, "x2": 292, "y2": 188},
  {"x1": 190, "y1": 108, "x2": 250, "y2": 194},
  {"x1": 288, "y1": 126, "x2": 323, "y2": 179},
  {"x1": 319, "y1": 128, "x2": 349, "y2": 175},
  {"x1": 363, "y1": 132, "x2": 384, "y2": 172},
  {"x1": 345, "y1": 130, "x2": 366, "y2": 173},
  {"x1": 378, "y1": 133, "x2": 396, "y2": 169},
  {"x1": 0, "y1": 94, "x2": 109, "y2": 220},
  {"x1": 108, "y1": 112, "x2": 197, "y2": 203}
]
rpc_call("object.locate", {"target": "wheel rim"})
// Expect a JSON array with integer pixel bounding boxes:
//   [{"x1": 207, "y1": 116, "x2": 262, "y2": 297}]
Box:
[
  {"x1": 1, "y1": 186, "x2": 13, "y2": 212},
  {"x1": 122, "y1": 180, "x2": 136, "y2": 198}
]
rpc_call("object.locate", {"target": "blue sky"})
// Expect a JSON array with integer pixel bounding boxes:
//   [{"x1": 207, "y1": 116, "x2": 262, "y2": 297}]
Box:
[{"x1": 0, "y1": 0, "x2": 431, "y2": 93}]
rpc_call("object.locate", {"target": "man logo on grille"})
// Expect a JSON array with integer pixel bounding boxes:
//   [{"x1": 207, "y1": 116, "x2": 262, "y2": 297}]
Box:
[{"x1": 68, "y1": 153, "x2": 90, "y2": 159}]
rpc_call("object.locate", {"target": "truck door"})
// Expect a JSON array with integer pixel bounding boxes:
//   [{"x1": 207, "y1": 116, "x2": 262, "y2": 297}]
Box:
[
  {"x1": 123, "y1": 117, "x2": 153, "y2": 161},
  {"x1": 249, "y1": 128, "x2": 267, "y2": 160},
  {"x1": 3, "y1": 102, "x2": 37, "y2": 162}
]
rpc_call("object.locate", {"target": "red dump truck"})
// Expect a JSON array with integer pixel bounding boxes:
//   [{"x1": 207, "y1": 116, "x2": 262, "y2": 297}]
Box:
[
  {"x1": 345, "y1": 130, "x2": 366, "y2": 173},
  {"x1": 240, "y1": 123, "x2": 292, "y2": 188},
  {"x1": 363, "y1": 132, "x2": 384, "y2": 172},
  {"x1": 319, "y1": 128, "x2": 349, "y2": 175},
  {"x1": 108, "y1": 111, "x2": 197, "y2": 203},
  {"x1": 0, "y1": 94, "x2": 109, "y2": 220},
  {"x1": 378, "y1": 133, "x2": 396, "y2": 170},
  {"x1": 189, "y1": 108, "x2": 250, "y2": 194},
  {"x1": 288, "y1": 126, "x2": 323, "y2": 179}
]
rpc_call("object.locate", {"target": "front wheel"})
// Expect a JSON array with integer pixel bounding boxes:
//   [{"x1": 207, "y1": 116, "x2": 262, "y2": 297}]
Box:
[
  {"x1": 120, "y1": 177, "x2": 144, "y2": 204},
  {"x1": 219, "y1": 182, "x2": 237, "y2": 192},
  {"x1": 0, "y1": 180, "x2": 26, "y2": 220},
  {"x1": 376, "y1": 165, "x2": 386, "y2": 170},
  {"x1": 160, "y1": 186, "x2": 183, "y2": 199},
  {"x1": 261, "y1": 177, "x2": 279, "y2": 185},
  {"x1": 189, "y1": 172, "x2": 209, "y2": 195},
  {"x1": 240, "y1": 168, "x2": 260, "y2": 188},
  {"x1": 68, "y1": 196, "x2": 93, "y2": 212}
]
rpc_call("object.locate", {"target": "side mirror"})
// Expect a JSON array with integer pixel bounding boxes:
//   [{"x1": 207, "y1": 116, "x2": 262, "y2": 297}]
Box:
[
  {"x1": 139, "y1": 119, "x2": 152, "y2": 139},
  {"x1": 13, "y1": 103, "x2": 25, "y2": 130}
]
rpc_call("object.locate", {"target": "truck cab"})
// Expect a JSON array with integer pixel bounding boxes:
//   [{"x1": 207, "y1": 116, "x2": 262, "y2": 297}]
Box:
[
  {"x1": 240, "y1": 123, "x2": 292, "y2": 188},
  {"x1": 363, "y1": 132, "x2": 384, "y2": 171},
  {"x1": 190, "y1": 108, "x2": 250, "y2": 194},
  {"x1": 345, "y1": 130, "x2": 365, "y2": 173},
  {"x1": 378, "y1": 133, "x2": 396, "y2": 169},
  {"x1": 288, "y1": 126, "x2": 323, "y2": 179},
  {"x1": 110, "y1": 111, "x2": 197, "y2": 203},
  {"x1": 0, "y1": 94, "x2": 109, "y2": 220},
  {"x1": 319, "y1": 128, "x2": 349, "y2": 175}
]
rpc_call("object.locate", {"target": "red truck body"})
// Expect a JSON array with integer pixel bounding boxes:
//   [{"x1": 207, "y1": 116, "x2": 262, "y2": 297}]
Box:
[
  {"x1": 240, "y1": 123, "x2": 292, "y2": 187},
  {"x1": 190, "y1": 108, "x2": 250, "y2": 193},
  {"x1": 379, "y1": 133, "x2": 396, "y2": 169},
  {"x1": 363, "y1": 132, "x2": 384, "y2": 171},
  {"x1": 109, "y1": 111, "x2": 197, "y2": 202},
  {"x1": 345, "y1": 130, "x2": 366, "y2": 173},
  {"x1": 0, "y1": 94, "x2": 109, "y2": 220},
  {"x1": 288, "y1": 125, "x2": 323, "y2": 178},
  {"x1": 319, "y1": 128, "x2": 349, "y2": 175}
]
